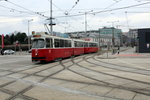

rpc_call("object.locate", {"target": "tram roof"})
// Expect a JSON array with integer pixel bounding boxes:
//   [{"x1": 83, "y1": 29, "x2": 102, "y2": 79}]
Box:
[{"x1": 32, "y1": 32, "x2": 98, "y2": 43}]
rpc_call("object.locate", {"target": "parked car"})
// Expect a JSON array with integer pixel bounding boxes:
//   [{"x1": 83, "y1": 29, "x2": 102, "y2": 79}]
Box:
[
  {"x1": 0, "y1": 49, "x2": 4, "y2": 55},
  {"x1": 28, "y1": 49, "x2": 32, "y2": 53},
  {"x1": 4, "y1": 49, "x2": 15, "y2": 55}
]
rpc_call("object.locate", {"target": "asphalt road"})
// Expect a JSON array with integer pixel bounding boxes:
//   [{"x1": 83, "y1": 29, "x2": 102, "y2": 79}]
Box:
[
  {"x1": 0, "y1": 49, "x2": 150, "y2": 100},
  {"x1": 0, "y1": 54, "x2": 33, "y2": 70}
]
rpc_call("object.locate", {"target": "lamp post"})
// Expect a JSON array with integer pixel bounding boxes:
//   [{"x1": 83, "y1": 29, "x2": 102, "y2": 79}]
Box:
[
  {"x1": 50, "y1": 0, "x2": 52, "y2": 34},
  {"x1": 28, "y1": 19, "x2": 33, "y2": 51},
  {"x1": 79, "y1": 10, "x2": 93, "y2": 35},
  {"x1": 107, "y1": 21, "x2": 119, "y2": 54},
  {"x1": 48, "y1": 0, "x2": 56, "y2": 35},
  {"x1": 99, "y1": 29, "x2": 101, "y2": 48}
]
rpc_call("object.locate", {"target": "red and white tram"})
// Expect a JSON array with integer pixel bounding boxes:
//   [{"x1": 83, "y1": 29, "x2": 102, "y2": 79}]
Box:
[{"x1": 31, "y1": 32, "x2": 99, "y2": 62}]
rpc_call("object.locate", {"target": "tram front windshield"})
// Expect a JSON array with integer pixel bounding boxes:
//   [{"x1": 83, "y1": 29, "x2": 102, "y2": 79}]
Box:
[{"x1": 32, "y1": 39, "x2": 45, "y2": 48}]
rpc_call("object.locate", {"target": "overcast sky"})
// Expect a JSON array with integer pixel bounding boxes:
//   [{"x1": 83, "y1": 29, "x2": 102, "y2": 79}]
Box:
[{"x1": 0, "y1": 0, "x2": 150, "y2": 35}]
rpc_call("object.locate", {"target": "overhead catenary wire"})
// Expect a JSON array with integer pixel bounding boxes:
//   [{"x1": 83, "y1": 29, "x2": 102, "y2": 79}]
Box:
[
  {"x1": 47, "y1": 0, "x2": 66, "y2": 16},
  {"x1": 47, "y1": 0, "x2": 82, "y2": 32},
  {"x1": 0, "y1": 4, "x2": 36, "y2": 16},
  {"x1": 4, "y1": 0, "x2": 49, "y2": 18},
  {"x1": 53, "y1": 0, "x2": 123, "y2": 18},
  {"x1": 0, "y1": 14, "x2": 34, "y2": 17},
  {"x1": 56, "y1": 18, "x2": 83, "y2": 33},
  {"x1": 68, "y1": 0, "x2": 80, "y2": 13},
  {"x1": 93, "y1": 1, "x2": 150, "y2": 14},
  {"x1": 52, "y1": 1, "x2": 65, "y2": 13},
  {"x1": 55, "y1": 1, "x2": 150, "y2": 18},
  {"x1": 104, "y1": 0, "x2": 123, "y2": 11},
  {"x1": 1, "y1": 0, "x2": 150, "y2": 33}
]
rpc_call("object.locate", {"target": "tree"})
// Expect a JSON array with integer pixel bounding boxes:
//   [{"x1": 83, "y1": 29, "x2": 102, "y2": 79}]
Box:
[
  {"x1": 4, "y1": 35, "x2": 11, "y2": 45},
  {"x1": 21, "y1": 32, "x2": 28, "y2": 44},
  {"x1": 10, "y1": 34, "x2": 15, "y2": 45},
  {"x1": 14, "y1": 32, "x2": 27, "y2": 44},
  {"x1": 1, "y1": 32, "x2": 28, "y2": 46}
]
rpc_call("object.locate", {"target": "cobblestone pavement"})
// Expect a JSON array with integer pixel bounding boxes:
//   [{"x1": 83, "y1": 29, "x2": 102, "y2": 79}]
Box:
[{"x1": 0, "y1": 47, "x2": 150, "y2": 100}]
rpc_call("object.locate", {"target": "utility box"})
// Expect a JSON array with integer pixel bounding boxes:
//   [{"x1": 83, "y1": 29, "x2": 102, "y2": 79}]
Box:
[{"x1": 137, "y1": 29, "x2": 150, "y2": 53}]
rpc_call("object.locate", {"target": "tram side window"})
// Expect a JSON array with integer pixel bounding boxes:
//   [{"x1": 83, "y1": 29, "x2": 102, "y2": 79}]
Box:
[
  {"x1": 77, "y1": 42, "x2": 80, "y2": 47},
  {"x1": 84, "y1": 42, "x2": 88, "y2": 47},
  {"x1": 46, "y1": 38, "x2": 50, "y2": 48},
  {"x1": 92, "y1": 43, "x2": 95, "y2": 47},
  {"x1": 74, "y1": 41, "x2": 77, "y2": 47},
  {"x1": 60, "y1": 39, "x2": 65, "y2": 47},
  {"x1": 46, "y1": 38, "x2": 53, "y2": 48},
  {"x1": 54, "y1": 39, "x2": 60, "y2": 48},
  {"x1": 68, "y1": 40, "x2": 71, "y2": 47},
  {"x1": 76, "y1": 41, "x2": 80, "y2": 47},
  {"x1": 89, "y1": 43, "x2": 97, "y2": 47},
  {"x1": 65, "y1": 40, "x2": 68, "y2": 47},
  {"x1": 94, "y1": 43, "x2": 98, "y2": 47},
  {"x1": 93, "y1": 43, "x2": 97, "y2": 47},
  {"x1": 65, "y1": 40, "x2": 71, "y2": 47},
  {"x1": 75, "y1": 41, "x2": 83, "y2": 47},
  {"x1": 89, "y1": 43, "x2": 92, "y2": 47},
  {"x1": 80, "y1": 42, "x2": 84, "y2": 47},
  {"x1": 50, "y1": 39, "x2": 53, "y2": 48}
]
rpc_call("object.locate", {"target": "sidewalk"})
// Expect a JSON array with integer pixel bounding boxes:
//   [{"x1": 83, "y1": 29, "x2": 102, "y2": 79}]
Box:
[
  {"x1": 100, "y1": 47, "x2": 150, "y2": 58},
  {"x1": 117, "y1": 47, "x2": 150, "y2": 58}
]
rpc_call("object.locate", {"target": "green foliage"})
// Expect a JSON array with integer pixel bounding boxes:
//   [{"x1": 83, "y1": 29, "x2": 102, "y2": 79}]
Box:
[
  {"x1": 10, "y1": 34, "x2": 15, "y2": 44},
  {"x1": 2, "y1": 32, "x2": 28, "y2": 45},
  {"x1": 4, "y1": 35, "x2": 11, "y2": 45}
]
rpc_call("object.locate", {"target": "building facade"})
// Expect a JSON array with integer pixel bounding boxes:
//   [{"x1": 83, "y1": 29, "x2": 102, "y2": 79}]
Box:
[
  {"x1": 129, "y1": 28, "x2": 150, "y2": 53},
  {"x1": 66, "y1": 27, "x2": 122, "y2": 47}
]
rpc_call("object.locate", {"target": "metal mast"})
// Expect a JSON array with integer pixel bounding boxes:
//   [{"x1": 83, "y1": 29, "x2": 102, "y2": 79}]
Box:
[
  {"x1": 50, "y1": 0, "x2": 53, "y2": 35},
  {"x1": 49, "y1": 0, "x2": 56, "y2": 35},
  {"x1": 79, "y1": 10, "x2": 93, "y2": 35},
  {"x1": 84, "y1": 12, "x2": 87, "y2": 34}
]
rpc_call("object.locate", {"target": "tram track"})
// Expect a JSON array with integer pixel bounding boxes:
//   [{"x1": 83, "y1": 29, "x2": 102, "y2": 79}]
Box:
[
  {"x1": 84, "y1": 55, "x2": 150, "y2": 86},
  {"x1": 1, "y1": 53, "x2": 150, "y2": 99},
  {"x1": 93, "y1": 56, "x2": 150, "y2": 76},
  {"x1": 0, "y1": 59, "x2": 67, "y2": 78},
  {"x1": 0, "y1": 55, "x2": 85, "y2": 100},
  {"x1": 58, "y1": 55, "x2": 126, "y2": 100},
  {"x1": 0, "y1": 64, "x2": 43, "y2": 78},
  {"x1": 45, "y1": 55, "x2": 110, "y2": 87},
  {"x1": 46, "y1": 55, "x2": 110, "y2": 86},
  {"x1": 59, "y1": 55, "x2": 108, "y2": 86},
  {"x1": 64, "y1": 54, "x2": 150, "y2": 96},
  {"x1": 0, "y1": 60, "x2": 67, "y2": 100}
]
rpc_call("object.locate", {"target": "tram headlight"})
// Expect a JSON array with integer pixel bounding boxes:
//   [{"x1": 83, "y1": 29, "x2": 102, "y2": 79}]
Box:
[{"x1": 35, "y1": 49, "x2": 38, "y2": 56}]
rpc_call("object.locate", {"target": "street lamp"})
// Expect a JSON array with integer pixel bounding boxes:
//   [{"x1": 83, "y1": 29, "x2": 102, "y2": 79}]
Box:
[
  {"x1": 28, "y1": 19, "x2": 33, "y2": 51},
  {"x1": 48, "y1": 0, "x2": 56, "y2": 35},
  {"x1": 79, "y1": 10, "x2": 93, "y2": 35},
  {"x1": 107, "y1": 21, "x2": 119, "y2": 54},
  {"x1": 99, "y1": 29, "x2": 101, "y2": 48}
]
